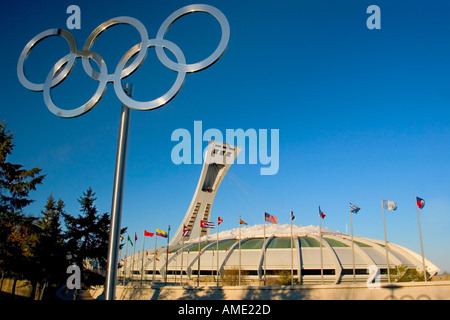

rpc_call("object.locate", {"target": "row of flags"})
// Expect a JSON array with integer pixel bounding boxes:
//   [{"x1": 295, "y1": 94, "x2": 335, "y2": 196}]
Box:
[
  {"x1": 177, "y1": 196, "x2": 427, "y2": 244},
  {"x1": 121, "y1": 195, "x2": 428, "y2": 285},
  {"x1": 122, "y1": 227, "x2": 170, "y2": 247},
  {"x1": 122, "y1": 196, "x2": 426, "y2": 246}
]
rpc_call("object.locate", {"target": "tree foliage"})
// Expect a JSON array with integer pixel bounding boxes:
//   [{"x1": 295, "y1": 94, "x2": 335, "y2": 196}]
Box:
[
  {"x1": 63, "y1": 187, "x2": 110, "y2": 273},
  {"x1": 0, "y1": 121, "x2": 45, "y2": 217},
  {"x1": 0, "y1": 121, "x2": 132, "y2": 298},
  {"x1": 0, "y1": 121, "x2": 45, "y2": 283}
]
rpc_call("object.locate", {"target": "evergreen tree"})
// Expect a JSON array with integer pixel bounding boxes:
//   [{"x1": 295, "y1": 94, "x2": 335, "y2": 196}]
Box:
[
  {"x1": 34, "y1": 194, "x2": 68, "y2": 297},
  {"x1": 0, "y1": 121, "x2": 45, "y2": 217},
  {"x1": 0, "y1": 121, "x2": 45, "y2": 291},
  {"x1": 63, "y1": 187, "x2": 110, "y2": 282}
]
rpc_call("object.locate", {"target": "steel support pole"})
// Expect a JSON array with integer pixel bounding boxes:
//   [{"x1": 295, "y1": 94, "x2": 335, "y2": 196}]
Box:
[{"x1": 105, "y1": 83, "x2": 133, "y2": 300}]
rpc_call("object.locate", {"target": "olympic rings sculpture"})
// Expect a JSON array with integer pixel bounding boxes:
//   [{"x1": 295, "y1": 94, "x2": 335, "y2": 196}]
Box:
[{"x1": 17, "y1": 4, "x2": 230, "y2": 118}]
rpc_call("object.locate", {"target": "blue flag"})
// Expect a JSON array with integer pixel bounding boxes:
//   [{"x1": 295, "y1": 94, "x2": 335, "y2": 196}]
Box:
[{"x1": 350, "y1": 203, "x2": 360, "y2": 214}]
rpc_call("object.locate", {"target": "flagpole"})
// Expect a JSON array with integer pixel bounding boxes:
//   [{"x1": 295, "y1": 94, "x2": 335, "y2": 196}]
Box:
[
  {"x1": 350, "y1": 203, "x2": 355, "y2": 284},
  {"x1": 263, "y1": 212, "x2": 266, "y2": 286},
  {"x1": 290, "y1": 209, "x2": 294, "y2": 286},
  {"x1": 319, "y1": 206, "x2": 323, "y2": 284},
  {"x1": 197, "y1": 220, "x2": 201, "y2": 287},
  {"x1": 180, "y1": 235, "x2": 184, "y2": 286},
  {"x1": 165, "y1": 225, "x2": 170, "y2": 285},
  {"x1": 416, "y1": 196, "x2": 427, "y2": 282},
  {"x1": 141, "y1": 231, "x2": 146, "y2": 285},
  {"x1": 123, "y1": 237, "x2": 128, "y2": 286},
  {"x1": 152, "y1": 231, "x2": 157, "y2": 284},
  {"x1": 174, "y1": 245, "x2": 178, "y2": 284},
  {"x1": 381, "y1": 199, "x2": 391, "y2": 283},
  {"x1": 132, "y1": 234, "x2": 136, "y2": 283},
  {"x1": 239, "y1": 216, "x2": 242, "y2": 286},
  {"x1": 216, "y1": 219, "x2": 220, "y2": 286}
]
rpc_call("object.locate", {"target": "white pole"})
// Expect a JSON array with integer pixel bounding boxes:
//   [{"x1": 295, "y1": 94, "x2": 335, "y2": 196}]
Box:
[
  {"x1": 197, "y1": 220, "x2": 201, "y2": 287},
  {"x1": 290, "y1": 209, "x2": 294, "y2": 286},
  {"x1": 238, "y1": 217, "x2": 241, "y2": 286},
  {"x1": 319, "y1": 206, "x2": 323, "y2": 285},
  {"x1": 152, "y1": 232, "x2": 157, "y2": 284},
  {"x1": 382, "y1": 199, "x2": 391, "y2": 283},
  {"x1": 141, "y1": 232, "x2": 145, "y2": 285},
  {"x1": 180, "y1": 236, "x2": 184, "y2": 286},
  {"x1": 350, "y1": 204, "x2": 355, "y2": 284},
  {"x1": 416, "y1": 196, "x2": 427, "y2": 282},
  {"x1": 263, "y1": 213, "x2": 266, "y2": 286},
  {"x1": 216, "y1": 220, "x2": 220, "y2": 286},
  {"x1": 132, "y1": 235, "x2": 136, "y2": 283},
  {"x1": 123, "y1": 238, "x2": 128, "y2": 286}
]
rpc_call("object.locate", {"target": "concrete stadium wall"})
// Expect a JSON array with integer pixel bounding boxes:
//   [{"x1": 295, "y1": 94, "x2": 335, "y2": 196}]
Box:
[{"x1": 90, "y1": 281, "x2": 450, "y2": 300}]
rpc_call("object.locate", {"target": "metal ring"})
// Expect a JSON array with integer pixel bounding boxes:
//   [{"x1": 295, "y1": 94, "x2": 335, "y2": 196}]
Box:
[
  {"x1": 113, "y1": 38, "x2": 186, "y2": 111},
  {"x1": 17, "y1": 29, "x2": 77, "y2": 91},
  {"x1": 155, "y1": 4, "x2": 230, "y2": 73},
  {"x1": 82, "y1": 16, "x2": 149, "y2": 82},
  {"x1": 17, "y1": 5, "x2": 229, "y2": 116},
  {"x1": 43, "y1": 50, "x2": 108, "y2": 118}
]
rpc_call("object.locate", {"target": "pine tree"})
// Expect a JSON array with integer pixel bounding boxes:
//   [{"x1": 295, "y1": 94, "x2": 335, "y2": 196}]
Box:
[
  {"x1": 34, "y1": 194, "x2": 68, "y2": 297},
  {"x1": 63, "y1": 187, "x2": 110, "y2": 284},
  {"x1": 0, "y1": 121, "x2": 45, "y2": 217},
  {"x1": 0, "y1": 121, "x2": 45, "y2": 290}
]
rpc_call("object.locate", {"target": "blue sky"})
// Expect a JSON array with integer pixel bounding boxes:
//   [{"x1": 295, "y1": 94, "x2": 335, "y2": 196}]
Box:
[{"x1": 2, "y1": 0, "x2": 450, "y2": 272}]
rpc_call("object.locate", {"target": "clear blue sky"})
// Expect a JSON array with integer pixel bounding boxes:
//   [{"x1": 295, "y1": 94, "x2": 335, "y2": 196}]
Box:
[{"x1": 2, "y1": 0, "x2": 450, "y2": 272}]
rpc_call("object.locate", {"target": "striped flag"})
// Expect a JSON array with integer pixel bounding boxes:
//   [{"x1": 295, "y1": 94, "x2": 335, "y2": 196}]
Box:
[
  {"x1": 201, "y1": 220, "x2": 215, "y2": 228},
  {"x1": 349, "y1": 203, "x2": 360, "y2": 214},
  {"x1": 264, "y1": 212, "x2": 278, "y2": 224},
  {"x1": 182, "y1": 225, "x2": 190, "y2": 237},
  {"x1": 319, "y1": 207, "x2": 326, "y2": 219},
  {"x1": 156, "y1": 228, "x2": 168, "y2": 238},
  {"x1": 239, "y1": 216, "x2": 248, "y2": 225}
]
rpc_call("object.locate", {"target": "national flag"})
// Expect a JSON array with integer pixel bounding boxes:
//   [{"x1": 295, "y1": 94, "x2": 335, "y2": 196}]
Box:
[
  {"x1": 319, "y1": 207, "x2": 326, "y2": 219},
  {"x1": 416, "y1": 196, "x2": 425, "y2": 209},
  {"x1": 156, "y1": 228, "x2": 168, "y2": 238},
  {"x1": 383, "y1": 200, "x2": 398, "y2": 211},
  {"x1": 290, "y1": 210, "x2": 296, "y2": 221},
  {"x1": 264, "y1": 212, "x2": 278, "y2": 224},
  {"x1": 239, "y1": 216, "x2": 248, "y2": 225},
  {"x1": 134, "y1": 233, "x2": 138, "y2": 241},
  {"x1": 201, "y1": 220, "x2": 215, "y2": 228},
  {"x1": 144, "y1": 230, "x2": 154, "y2": 237},
  {"x1": 127, "y1": 235, "x2": 133, "y2": 246},
  {"x1": 182, "y1": 225, "x2": 190, "y2": 237},
  {"x1": 120, "y1": 235, "x2": 124, "y2": 241},
  {"x1": 350, "y1": 203, "x2": 360, "y2": 214},
  {"x1": 218, "y1": 217, "x2": 223, "y2": 225}
]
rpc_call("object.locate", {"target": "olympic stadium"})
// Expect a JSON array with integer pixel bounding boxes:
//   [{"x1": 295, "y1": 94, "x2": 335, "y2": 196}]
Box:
[{"x1": 120, "y1": 141, "x2": 440, "y2": 285}]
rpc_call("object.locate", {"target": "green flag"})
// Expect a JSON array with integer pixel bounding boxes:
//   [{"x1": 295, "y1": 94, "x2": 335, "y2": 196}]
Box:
[{"x1": 127, "y1": 235, "x2": 133, "y2": 246}]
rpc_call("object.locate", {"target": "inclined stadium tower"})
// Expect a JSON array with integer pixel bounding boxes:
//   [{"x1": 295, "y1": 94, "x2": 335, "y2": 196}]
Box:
[{"x1": 120, "y1": 141, "x2": 440, "y2": 285}]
